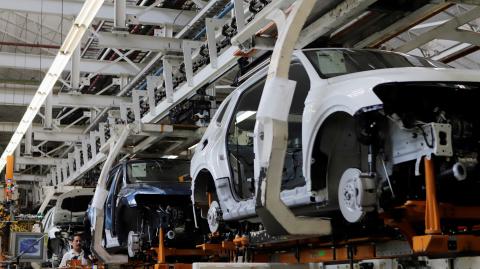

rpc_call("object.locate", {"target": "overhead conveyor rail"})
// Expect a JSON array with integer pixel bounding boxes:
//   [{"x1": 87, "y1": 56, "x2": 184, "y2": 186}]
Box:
[{"x1": 0, "y1": 0, "x2": 196, "y2": 27}]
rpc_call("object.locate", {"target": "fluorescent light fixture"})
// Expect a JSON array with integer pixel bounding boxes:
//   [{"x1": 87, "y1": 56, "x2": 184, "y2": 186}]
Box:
[
  {"x1": 236, "y1": 111, "x2": 256, "y2": 124},
  {"x1": 0, "y1": 0, "x2": 106, "y2": 173},
  {"x1": 162, "y1": 155, "x2": 178, "y2": 159},
  {"x1": 61, "y1": 1, "x2": 105, "y2": 54}
]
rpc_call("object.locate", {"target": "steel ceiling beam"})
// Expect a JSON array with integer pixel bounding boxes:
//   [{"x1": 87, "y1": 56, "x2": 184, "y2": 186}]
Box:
[
  {"x1": 0, "y1": 87, "x2": 131, "y2": 108},
  {"x1": 0, "y1": 0, "x2": 196, "y2": 26},
  {"x1": 0, "y1": 52, "x2": 144, "y2": 76},
  {"x1": 447, "y1": 0, "x2": 480, "y2": 5},
  {"x1": 62, "y1": 151, "x2": 106, "y2": 186},
  {"x1": 354, "y1": 3, "x2": 452, "y2": 48},
  {"x1": 441, "y1": 29, "x2": 480, "y2": 46},
  {"x1": 13, "y1": 174, "x2": 48, "y2": 182},
  {"x1": 0, "y1": 41, "x2": 60, "y2": 50},
  {"x1": 97, "y1": 33, "x2": 185, "y2": 52},
  {"x1": 437, "y1": 45, "x2": 480, "y2": 63},
  {"x1": 16, "y1": 156, "x2": 65, "y2": 166},
  {"x1": 0, "y1": 122, "x2": 84, "y2": 134},
  {"x1": 295, "y1": 0, "x2": 378, "y2": 49},
  {"x1": 117, "y1": 0, "x2": 227, "y2": 96},
  {"x1": 191, "y1": 0, "x2": 208, "y2": 8},
  {"x1": 141, "y1": 46, "x2": 240, "y2": 123},
  {"x1": 33, "y1": 132, "x2": 88, "y2": 142},
  {"x1": 396, "y1": 6, "x2": 480, "y2": 53}
]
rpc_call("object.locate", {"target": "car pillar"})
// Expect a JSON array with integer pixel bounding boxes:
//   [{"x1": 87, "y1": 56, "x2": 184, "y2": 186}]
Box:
[
  {"x1": 253, "y1": 0, "x2": 332, "y2": 236},
  {"x1": 91, "y1": 124, "x2": 130, "y2": 264}
]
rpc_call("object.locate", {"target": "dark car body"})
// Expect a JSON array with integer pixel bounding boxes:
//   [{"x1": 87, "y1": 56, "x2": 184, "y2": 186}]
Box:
[{"x1": 93, "y1": 158, "x2": 199, "y2": 256}]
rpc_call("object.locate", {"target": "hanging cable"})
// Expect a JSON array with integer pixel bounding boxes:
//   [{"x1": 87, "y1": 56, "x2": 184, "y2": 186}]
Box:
[
  {"x1": 40, "y1": 0, "x2": 43, "y2": 86},
  {"x1": 61, "y1": 0, "x2": 64, "y2": 45}
]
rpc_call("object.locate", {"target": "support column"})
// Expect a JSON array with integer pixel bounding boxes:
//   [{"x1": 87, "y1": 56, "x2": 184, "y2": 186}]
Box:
[
  {"x1": 119, "y1": 75, "x2": 129, "y2": 93},
  {"x1": 158, "y1": 228, "x2": 165, "y2": 263},
  {"x1": 68, "y1": 153, "x2": 75, "y2": 175},
  {"x1": 25, "y1": 125, "x2": 32, "y2": 156},
  {"x1": 90, "y1": 109, "x2": 98, "y2": 123},
  {"x1": 82, "y1": 140, "x2": 89, "y2": 165},
  {"x1": 163, "y1": 58, "x2": 174, "y2": 103},
  {"x1": 182, "y1": 41, "x2": 202, "y2": 87},
  {"x1": 98, "y1": 123, "x2": 106, "y2": 146},
  {"x1": 51, "y1": 168, "x2": 57, "y2": 186},
  {"x1": 56, "y1": 164, "x2": 63, "y2": 184},
  {"x1": 44, "y1": 92, "x2": 53, "y2": 129},
  {"x1": 71, "y1": 45, "x2": 81, "y2": 92},
  {"x1": 233, "y1": 0, "x2": 246, "y2": 32},
  {"x1": 146, "y1": 76, "x2": 161, "y2": 113},
  {"x1": 205, "y1": 18, "x2": 227, "y2": 69},
  {"x1": 90, "y1": 132, "x2": 97, "y2": 157},
  {"x1": 61, "y1": 160, "x2": 68, "y2": 182},
  {"x1": 132, "y1": 90, "x2": 147, "y2": 123},
  {"x1": 424, "y1": 157, "x2": 441, "y2": 234},
  {"x1": 14, "y1": 146, "x2": 20, "y2": 171},
  {"x1": 114, "y1": 0, "x2": 127, "y2": 31}
]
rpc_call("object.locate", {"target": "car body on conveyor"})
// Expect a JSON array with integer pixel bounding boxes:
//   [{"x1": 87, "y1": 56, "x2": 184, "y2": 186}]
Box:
[
  {"x1": 87, "y1": 158, "x2": 202, "y2": 258},
  {"x1": 190, "y1": 48, "x2": 480, "y2": 238},
  {"x1": 42, "y1": 188, "x2": 94, "y2": 267}
]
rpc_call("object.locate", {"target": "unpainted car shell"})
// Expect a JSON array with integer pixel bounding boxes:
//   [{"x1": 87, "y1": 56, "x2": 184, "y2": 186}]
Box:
[
  {"x1": 53, "y1": 188, "x2": 95, "y2": 225},
  {"x1": 191, "y1": 49, "x2": 480, "y2": 222},
  {"x1": 40, "y1": 188, "x2": 94, "y2": 267}
]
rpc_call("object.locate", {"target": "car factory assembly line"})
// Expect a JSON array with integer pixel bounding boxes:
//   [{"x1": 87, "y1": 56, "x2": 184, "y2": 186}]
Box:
[{"x1": 0, "y1": 0, "x2": 480, "y2": 268}]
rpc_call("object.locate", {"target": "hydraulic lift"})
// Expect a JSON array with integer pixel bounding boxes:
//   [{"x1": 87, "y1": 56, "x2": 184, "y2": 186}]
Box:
[{"x1": 385, "y1": 157, "x2": 480, "y2": 256}]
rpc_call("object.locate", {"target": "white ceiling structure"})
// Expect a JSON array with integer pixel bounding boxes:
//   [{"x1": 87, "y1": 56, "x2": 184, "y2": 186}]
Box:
[{"x1": 0, "y1": 0, "x2": 479, "y2": 206}]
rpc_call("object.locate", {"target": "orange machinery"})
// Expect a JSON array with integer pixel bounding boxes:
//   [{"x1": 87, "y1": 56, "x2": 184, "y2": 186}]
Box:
[
  {"x1": 4, "y1": 155, "x2": 14, "y2": 201},
  {"x1": 228, "y1": 156, "x2": 480, "y2": 263},
  {"x1": 131, "y1": 156, "x2": 480, "y2": 268},
  {"x1": 386, "y1": 157, "x2": 480, "y2": 255}
]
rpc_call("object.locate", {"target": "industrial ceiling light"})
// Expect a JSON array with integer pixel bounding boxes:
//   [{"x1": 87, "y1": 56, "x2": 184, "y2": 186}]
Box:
[
  {"x1": 236, "y1": 111, "x2": 256, "y2": 124},
  {"x1": 162, "y1": 155, "x2": 178, "y2": 159},
  {"x1": 0, "y1": 0, "x2": 106, "y2": 173}
]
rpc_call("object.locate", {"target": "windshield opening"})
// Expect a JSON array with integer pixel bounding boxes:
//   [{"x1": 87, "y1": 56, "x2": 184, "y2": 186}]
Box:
[
  {"x1": 304, "y1": 49, "x2": 450, "y2": 78},
  {"x1": 61, "y1": 195, "x2": 93, "y2": 212},
  {"x1": 126, "y1": 159, "x2": 190, "y2": 183}
]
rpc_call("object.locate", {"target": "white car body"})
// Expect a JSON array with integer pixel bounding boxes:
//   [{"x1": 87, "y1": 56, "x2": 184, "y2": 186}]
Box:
[
  {"x1": 37, "y1": 186, "x2": 77, "y2": 216},
  {"x1": 42, "y1": 207, "x2": 56, "y2": 236},
  {"x1": 191, "y1": 49, "x2": 480, "y2": 226},
  {"x1": 39, "y1": 188, "x2": 94, "y2": 267},
  {"x1": 52, "y1": 188, "x2": 94, "y2": 225}
]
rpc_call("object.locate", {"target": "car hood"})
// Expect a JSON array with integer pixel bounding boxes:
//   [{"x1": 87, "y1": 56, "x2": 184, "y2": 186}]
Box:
[
  {"x1": 305, "y1": 67, "x2": 480, "y2": 115},
  {"x1": 119, "y1": 182, "x2": 191, "y2": 206}
]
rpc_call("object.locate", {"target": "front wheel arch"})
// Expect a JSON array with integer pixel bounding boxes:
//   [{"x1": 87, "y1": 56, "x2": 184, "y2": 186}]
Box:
[{"x1": 310, "y1": 111, "x2": 365, "y2": 208}]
